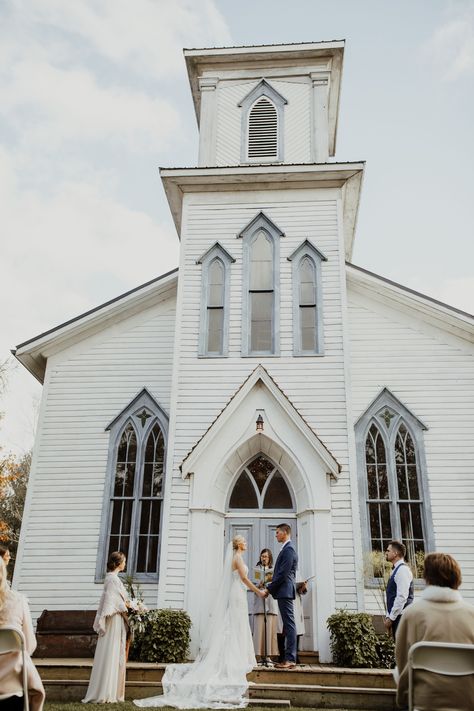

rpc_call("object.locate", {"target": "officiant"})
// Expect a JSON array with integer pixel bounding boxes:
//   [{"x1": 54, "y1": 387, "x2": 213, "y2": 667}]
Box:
[{"x1": 252, "y1": 548, "x2": 279, "y2": 663}]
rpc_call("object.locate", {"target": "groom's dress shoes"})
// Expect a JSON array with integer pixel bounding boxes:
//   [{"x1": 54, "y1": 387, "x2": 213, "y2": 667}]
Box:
[{"x1": 274, "y1": 661, "x2": 296, "y2": 669}]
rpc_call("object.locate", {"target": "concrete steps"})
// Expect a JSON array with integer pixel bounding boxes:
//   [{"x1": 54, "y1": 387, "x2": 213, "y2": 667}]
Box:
[{"x1": 35, "y1": 659, "x2": 397, "y2": 710}]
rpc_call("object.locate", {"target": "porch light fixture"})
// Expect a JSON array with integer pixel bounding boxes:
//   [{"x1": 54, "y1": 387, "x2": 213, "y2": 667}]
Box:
[{"x1": 256, "y1": 414, "x2": 264, "y2": 432}]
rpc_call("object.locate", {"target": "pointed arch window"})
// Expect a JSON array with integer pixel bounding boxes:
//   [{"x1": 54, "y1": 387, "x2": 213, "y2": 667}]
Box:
[
  {"x1": 288, "y1": 240, "x2": 327, "y2": 355},
  {"x1": 239, "y1": 212, "x2": 284, "y2": 356},
  {"x1": 238, "y1": 79, "x2": 287, "y2": 163},
  {"x1": 355, "y1": 389, "x2": 433, "y2": 578},
  {"x1": 228, "y1": 454, "x2": 294, "y2": 511},
  {"x1": 197, "y1": 243, "x2": 235, "y2": 357},
  {"x1": 96, "y1": 389, "x2": 168, "y2": 581}
]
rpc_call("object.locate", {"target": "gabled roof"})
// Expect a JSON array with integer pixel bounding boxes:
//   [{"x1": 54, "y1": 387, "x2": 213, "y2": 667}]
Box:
[
  {"x1": 346, "y1": 262, "x2": 474, "y2": 342},
  {"x1": 13, "y1": 267, "x2": 178, "y2": 383},
  {"x1": 180, "y1": 364, "x2": 340, "y2": 478}
]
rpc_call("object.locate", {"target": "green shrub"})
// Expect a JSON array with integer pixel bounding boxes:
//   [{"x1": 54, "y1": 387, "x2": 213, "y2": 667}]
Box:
[
  {"x1": 130, "y1": 608, "x2": 192, "y2": 663},
  {"x1": 327, "y1": 610, "x2": 381, "y2": 668},
  {"x1": 375, "y1": 633, "x2": 395, "y2": 669}
]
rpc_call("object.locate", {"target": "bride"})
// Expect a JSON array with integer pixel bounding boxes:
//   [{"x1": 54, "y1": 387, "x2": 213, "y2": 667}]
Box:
[{"x1": 134, "y1": 535, "x2": 265, "y2": 709}]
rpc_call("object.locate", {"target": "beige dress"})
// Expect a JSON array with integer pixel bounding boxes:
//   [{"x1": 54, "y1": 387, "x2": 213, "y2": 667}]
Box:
[
  {"x1": 82, "y1": 572, "x2": 128, "y2": 703},
  {"x1": 0, "y1": 590, "x2": 45, "y2": 711}
]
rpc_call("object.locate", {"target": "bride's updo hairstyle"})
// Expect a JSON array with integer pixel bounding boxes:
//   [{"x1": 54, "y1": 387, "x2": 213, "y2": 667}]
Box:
[
  {"x1": 232, "y1": 535, "x2": 246, "y2": 551},
  {"x1": 107, "y1": 550, "x2": 126, "y2": 572}
]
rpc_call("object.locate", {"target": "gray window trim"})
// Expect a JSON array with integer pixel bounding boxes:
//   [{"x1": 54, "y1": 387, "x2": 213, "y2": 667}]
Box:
[
  {"x1": 197, "y1": 242, "x2": 235, "y2": 357},
  {"x1": 355, "y1": 388, "x2": 435, "y2": 583},
  {"x1": 238, "y1": 212, "x2": 284, "y2": 357},
  {"x1": 95, "y1": 388, "x2": 169, "y2": 583},
  {"x1": 288, "y1": 239, "x2": 327, "y2": 356},
  {"x1": 238, "y1": 79, "x2": 287, "y2": 164}
]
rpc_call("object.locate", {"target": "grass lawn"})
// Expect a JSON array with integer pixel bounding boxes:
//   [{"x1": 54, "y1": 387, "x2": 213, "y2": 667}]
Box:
[{"x1": 44, "y1": 705, "x2": 370, "y2": 711}]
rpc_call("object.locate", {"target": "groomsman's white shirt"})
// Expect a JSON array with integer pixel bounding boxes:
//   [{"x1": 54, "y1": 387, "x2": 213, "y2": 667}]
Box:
[{"x1": 388, "y1": 559, "x2": 413, "y2": 621}]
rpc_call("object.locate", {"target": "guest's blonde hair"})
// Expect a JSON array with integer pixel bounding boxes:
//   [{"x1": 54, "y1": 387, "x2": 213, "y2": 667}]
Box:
[
  {"x1": 232, "y1": 535, "x2": 245, "y2": 551},
  {"x1": 0, "y1": 559, "x2": 14, "y2": 624}
]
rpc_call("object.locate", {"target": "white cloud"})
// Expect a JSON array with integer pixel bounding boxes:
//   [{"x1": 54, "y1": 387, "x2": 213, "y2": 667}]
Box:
[
  {"x1": 12, "y1": 0, "x2": 232, "y2": 79},
  {"x1": 2, "y1": 59, "x2": 180, "y2": 152},
  {"x1": 423, "y1": 3, "x2": 474, "y2": 80}
]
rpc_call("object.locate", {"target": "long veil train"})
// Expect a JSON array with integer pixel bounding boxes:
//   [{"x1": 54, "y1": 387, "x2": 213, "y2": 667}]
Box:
[{"x1": 134, "y1": 542, "x2": 256, "y2": 709}]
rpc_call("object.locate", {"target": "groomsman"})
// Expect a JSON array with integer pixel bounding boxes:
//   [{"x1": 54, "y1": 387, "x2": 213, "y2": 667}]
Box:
[
  {"x1": 384, "y1": 540, "x2": 414, "y2": 638},
  {"x1": 265, "y1": 523, "x2": 298, "y2": 669}
]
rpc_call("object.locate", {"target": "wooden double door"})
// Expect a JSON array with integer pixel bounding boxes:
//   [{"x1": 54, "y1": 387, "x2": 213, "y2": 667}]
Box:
[{"x1": 225, "y1": 516, "x2": 297, "y2": 590}]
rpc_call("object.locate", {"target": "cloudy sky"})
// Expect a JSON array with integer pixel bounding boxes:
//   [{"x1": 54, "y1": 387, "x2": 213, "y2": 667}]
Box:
[{"x1": 1, "y1": 0, "x2": 473, "y2": 455}]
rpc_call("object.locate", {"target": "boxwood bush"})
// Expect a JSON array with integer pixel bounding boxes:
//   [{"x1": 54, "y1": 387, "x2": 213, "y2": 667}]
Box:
[
  {"x1": 130, "y1": 608, "x2": 192, "y2": 663},
  {"x1": 327, "y1": 609, "x2": 394, "y2": 668}
]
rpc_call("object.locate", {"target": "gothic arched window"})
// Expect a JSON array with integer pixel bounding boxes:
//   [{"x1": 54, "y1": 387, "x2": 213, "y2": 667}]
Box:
[
  {"x1": 197, "y1": 243, "x2": 235, "y2": 357},
  {"x1": 97, "y1": 389, "x2": 168, "y2": 581},
  {"x1": 355, "y1": 389, "x2": 433, "y2": 577},
  {"x1": 288, "y1": 240, "x2": 327, "y2": 355},
  {"x1": 239, "y1": 212, "x2": 284, "y2": 356},
  {"x1": 228, "y1": 454, "x2": 294, "y2": 511}
]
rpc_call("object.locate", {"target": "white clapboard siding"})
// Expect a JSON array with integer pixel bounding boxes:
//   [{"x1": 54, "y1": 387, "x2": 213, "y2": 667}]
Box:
[
  {"x1": 161, "y1": 187, "x2": 358, "y2": 612},
  {"x1": 347, "y1": 287, "x2": 474, "y2": 610},
  {"x1": 216, "y1": 79, "x2": 311, "y2": 166},
  {"x1": 16, "y1": 296, "x2": 176, "y2": 618}
]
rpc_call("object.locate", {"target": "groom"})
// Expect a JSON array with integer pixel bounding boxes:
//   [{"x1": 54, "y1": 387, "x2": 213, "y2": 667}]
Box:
[{"x1": 264, "y1": 523, "x2": 298, "y2": 669}]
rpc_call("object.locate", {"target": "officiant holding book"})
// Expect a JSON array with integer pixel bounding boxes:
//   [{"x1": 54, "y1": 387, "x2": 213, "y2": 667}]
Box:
[{"x1": 252, "y1": 548, "x2": 279, "y2": 663}]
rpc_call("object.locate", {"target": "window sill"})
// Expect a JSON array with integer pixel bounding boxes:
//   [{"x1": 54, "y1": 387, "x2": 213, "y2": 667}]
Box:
[{"x1": 365, "y1": 577, "x2": 425, "y2": 590}]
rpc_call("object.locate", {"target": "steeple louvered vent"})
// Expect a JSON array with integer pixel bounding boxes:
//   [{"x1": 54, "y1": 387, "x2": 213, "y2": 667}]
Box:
[{"x1": 248, "y1": 97, "x2": 278, "y2": 159}]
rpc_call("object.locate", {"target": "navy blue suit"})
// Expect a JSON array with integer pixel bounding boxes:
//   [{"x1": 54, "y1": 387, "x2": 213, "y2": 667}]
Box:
[{"x1": 267, "y1": 541, "x2": 298, "y2": 662}]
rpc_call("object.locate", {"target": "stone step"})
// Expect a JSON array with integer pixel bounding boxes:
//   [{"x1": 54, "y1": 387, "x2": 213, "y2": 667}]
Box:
[
  {"x1": 42, "y1": 678, "x2": 396, "y2": 710},
  {"x1": 35, "y1": 659, "x2": 395, "y2": 690},
  {"x1": 35, "y1": 659, "x2": 397, "y2": 710},
  {"x1": 248, "y1": 701, "x2": 291, "y2": 708}
]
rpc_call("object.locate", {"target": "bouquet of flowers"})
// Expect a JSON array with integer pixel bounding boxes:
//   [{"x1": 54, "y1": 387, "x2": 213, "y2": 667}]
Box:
[{"x1": 123, "y1": 575, "x2": 148, "y2": 638}]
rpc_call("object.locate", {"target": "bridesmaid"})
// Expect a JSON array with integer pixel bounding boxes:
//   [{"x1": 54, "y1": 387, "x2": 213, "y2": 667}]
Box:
[{"x1": 82, "y1": 551, "x2": 131, "y2": 704}]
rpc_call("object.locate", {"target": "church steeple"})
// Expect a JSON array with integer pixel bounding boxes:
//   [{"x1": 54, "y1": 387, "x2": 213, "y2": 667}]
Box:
[{"x1": 184, "y1": 41, "x2": 345, "y2": 167}]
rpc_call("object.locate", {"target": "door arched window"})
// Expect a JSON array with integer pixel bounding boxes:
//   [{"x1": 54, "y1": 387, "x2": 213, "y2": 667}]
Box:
[{"x1": 228, "y1": 454, "x2": 294, "y2": 511}]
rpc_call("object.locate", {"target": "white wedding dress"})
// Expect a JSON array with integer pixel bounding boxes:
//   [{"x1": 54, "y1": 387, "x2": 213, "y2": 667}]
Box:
[{"x1": 134, "y1": 545, "x2": 256, "y2": 709}]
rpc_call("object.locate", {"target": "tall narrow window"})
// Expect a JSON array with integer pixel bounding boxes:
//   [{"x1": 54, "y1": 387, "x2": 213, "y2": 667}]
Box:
[
  {"x1": 137, "y1": 423, "x2": 164, "y2": 574},
  {"x1": 288, "y1": 240, "x2": 327, "y2": 355},
  {"x1": 239, "y1": 212, "x2": 283, "y2": 356},
  {"x1": 395, "y1": 423, "x2": 425, "y2": 564},
  {"x1": 207, "y1": 258, "x2": 224, "y2": 354},
  {"x1": 238, "y1": 79, "x2": 287, "y2": 164},
  {"x1": 366, "y1": 423, "x2": 392, "y2": 553},
  {"x1": 355, "y1": 389, "x2": 433, "y2": 578},
  {"x1": 108, "y1": 423, "x2": 137, "y2": 560},
  {"x1": 98, "y1": 389, "x2": 169, "y2": 581},
  {"x1": 250, "y1": 231, "x2": 273, "y2": 352},
  {"x1": 299, "y1": 257, "x2": 317, "y2": 352},
  {"x1": 197, "y1": 243, "x2": 235, "y2": 358}
]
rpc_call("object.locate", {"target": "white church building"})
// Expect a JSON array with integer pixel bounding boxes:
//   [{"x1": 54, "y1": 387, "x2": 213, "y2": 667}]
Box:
[{"x1": 13, "y1": 41, "x2": 474, "y2": 661}]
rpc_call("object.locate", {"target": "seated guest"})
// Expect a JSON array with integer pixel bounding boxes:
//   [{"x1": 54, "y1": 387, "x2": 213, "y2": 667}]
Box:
[
  {"x1": 0, "y1": 559, "x2": 45, "y2": 711},
  {"x1": 395, "y1": 552, "x2": 474, "y2": 711}
]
